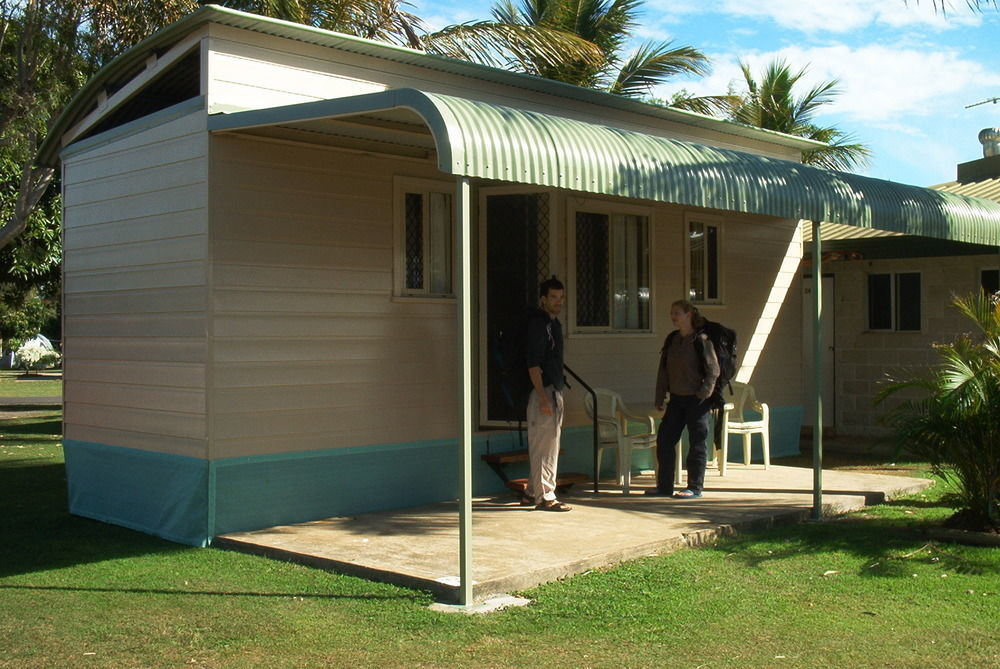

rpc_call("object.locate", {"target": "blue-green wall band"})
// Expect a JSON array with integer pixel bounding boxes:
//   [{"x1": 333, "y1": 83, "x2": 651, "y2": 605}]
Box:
[{"x1": 63, "y1": 405, "x2": 801, "y2": 546}]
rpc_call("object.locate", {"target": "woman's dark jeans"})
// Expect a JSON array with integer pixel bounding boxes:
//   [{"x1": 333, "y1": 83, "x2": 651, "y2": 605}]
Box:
[{"x1": 655, "y1": 394, "x2": 712, "y2": 493}]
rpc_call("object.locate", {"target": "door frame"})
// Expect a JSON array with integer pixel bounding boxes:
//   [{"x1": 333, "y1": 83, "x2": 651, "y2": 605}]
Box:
[{"x1": 477, "y1": 185, "x2": 562, "y2": 427}]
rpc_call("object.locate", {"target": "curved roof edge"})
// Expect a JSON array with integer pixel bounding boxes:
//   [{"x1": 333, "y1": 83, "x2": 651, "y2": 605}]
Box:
[
  {"x1": 39, "y1": 5, "x2": 822, "y2": 168},
  {"x1": 209, "y1": 89, "x2": 1000, "y2": 246}
]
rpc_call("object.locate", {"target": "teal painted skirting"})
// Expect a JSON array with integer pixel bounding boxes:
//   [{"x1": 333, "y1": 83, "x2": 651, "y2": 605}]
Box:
[
  {"x1": 63, "y1": 441, "x2": 210, "y2": 546},
  {"x1": 63, "y1": 405, "x2": 802, "y2": 545}
]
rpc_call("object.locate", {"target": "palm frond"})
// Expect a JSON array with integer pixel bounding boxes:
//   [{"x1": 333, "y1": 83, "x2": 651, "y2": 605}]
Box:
[
  {"x1": 666, "y1": 93, "x2": 740, "y2": 117},
  {"x1": 609, "y1": 41, "x2": 709, "y2": 97},
  {"x1": 422, "y1": 20, "x2": 602, "y2": 72},
  {"x1": 800, "y1": 127, "x2": 871, "y2": 171}
]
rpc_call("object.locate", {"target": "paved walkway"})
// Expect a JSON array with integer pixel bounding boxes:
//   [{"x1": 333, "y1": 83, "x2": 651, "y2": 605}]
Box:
[
  {"x1": 0, "y1": 396, "x2": 61, "y2": 419},
  {"x1": 215, "y1": 464, "x2": 932, "y2": 603},
  {"x1": 0, "y1": 396, "x2": 61, "y2": 406}
]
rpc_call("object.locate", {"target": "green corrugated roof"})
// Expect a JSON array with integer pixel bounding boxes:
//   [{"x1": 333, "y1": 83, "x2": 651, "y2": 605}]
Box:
[{"x1": 210, "y1": 89, "x2": 1000, "y2": 246}]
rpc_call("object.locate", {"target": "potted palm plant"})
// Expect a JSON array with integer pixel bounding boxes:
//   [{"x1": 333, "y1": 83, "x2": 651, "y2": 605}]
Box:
[{"x1": 876, "y1": 292, "x2": 1000, "y2": 536}]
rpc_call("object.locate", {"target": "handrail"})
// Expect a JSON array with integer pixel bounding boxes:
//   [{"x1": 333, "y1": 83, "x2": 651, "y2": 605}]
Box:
[{"x1": 563, "y1": 364, "x2": 600, "y2": 493}]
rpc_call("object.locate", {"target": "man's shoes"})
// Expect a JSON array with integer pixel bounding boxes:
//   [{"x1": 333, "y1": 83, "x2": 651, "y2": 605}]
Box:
[
  {"x1": 535, "y1": 499, "x2": 572, "y2": 512},
  {"x1": 643, "y1": 488, "x2": 672, "y2": 497},
  {"x1": 673, "y1": 489, "x2": 703, "y2": 499}
]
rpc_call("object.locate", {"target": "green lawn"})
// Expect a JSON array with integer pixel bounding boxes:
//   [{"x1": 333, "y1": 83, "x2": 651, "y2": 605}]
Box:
[
  {"x1": 1, "y1": 412, "x2": 997, "y2": 668},
  {"x1": 0, "y1": 369, "x2": 62, "y2": 398}
]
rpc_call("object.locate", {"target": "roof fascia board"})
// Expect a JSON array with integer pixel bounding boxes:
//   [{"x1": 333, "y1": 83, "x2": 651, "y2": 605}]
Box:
[
  {"x1": 41, "y1": 6, "x2": 820, "y2": 167},
  {"x1": 59, "y1": 31, "x2": 205, "y2": 153}
]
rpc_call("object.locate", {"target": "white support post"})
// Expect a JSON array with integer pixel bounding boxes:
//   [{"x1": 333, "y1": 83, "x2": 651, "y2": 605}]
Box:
[
  {"x1": 811, "y1": 220, "x2": 824, "y2": 521},
  {"x1": 456, "y1": 177, "x2": 474, "y2": 605}
]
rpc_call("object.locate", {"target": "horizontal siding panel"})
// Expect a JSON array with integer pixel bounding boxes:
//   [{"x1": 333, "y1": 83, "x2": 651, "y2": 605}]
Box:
[
  {"x1": 212, "y1": 238, "x2": 389, "y2": 270},
  {"x1": 210, "y1": 421, "x2": 458, "y2": 459},
  {"x1": 65, "y1": 424, "x2": 207, "y2": 459},
  {"x1": 213, "y1": 157, "x2": 391, "y2": 195},
  {"x1": 65, "y1": 403, "x2": 206, "y2": 440},
  {"x1": 212, "y1": 211, "x2": 387, "y2": 246},
  {"x1": 212, "y1": 313, "x2": 455, "y2": 339},
  {"x1": 210, "y1": 80, "x2": 329, "y2": 112},
  {"x1": 64, "y1": 315, "x2": 206, "y2": 339},
  {"x1": 65, "y1": 183, "x2": 207, "y2": 228},
  {"x1": 210, "y1": 49, "x2": 383, "y2": 104},
  {"x1": 64, "y1": 159, "x2": 207, "y2": 208},
  {"x1": 63, "y1": 113, "x2": 206, "y2": 168},
  {"x1": 213, "y1": 184, "x2": 387, "y2": 222},
  {"x1": 65, "y1": 360, "x2": 205, "y2": 389},
  {"x1": 211, "y1": 337, "x2": 448, "y2": 363},
  {"x1": 213, "y1": 289, "x2": 453, "y2": 316},
  {"x1": 65, "y1": 382, "x2": 205, "y2": 414},
  {"x1": 213, "y1": 264, "x2": 389, "y2": 292},
  {"x1": 65, "y1": 262, "x2": 207, "y2": 293},
  {"x1": 63, "y1": 236, "x2": 207, "y2": 272},
  {"x1": 64, "y1": 211, "x2": 206, "y2": 249},
  {"x1": 213, "y1": 359, "x2": 453, "y2": 388},
  {"x1": 65, "y1": 337, "x2": 207, "y2": 364},
  {"x1": 213, "y1": 378, "x2": 453, "y2": 413},
  {"x1": 213, "y1": 403, "x2": 456, "y2": 441},
  {"x1": 64, "y1": 287, "x2": 207, "y2": 317}
]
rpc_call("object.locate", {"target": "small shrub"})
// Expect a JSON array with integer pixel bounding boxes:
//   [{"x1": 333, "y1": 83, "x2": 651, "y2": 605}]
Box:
[{"x1": 14, "y1": 337, "x2": 60, "y2": 374}]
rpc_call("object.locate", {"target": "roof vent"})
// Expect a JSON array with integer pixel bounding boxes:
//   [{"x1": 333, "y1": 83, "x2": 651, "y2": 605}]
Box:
[{"x1": 980, "y1": 127, "x2": 1000, "y2": 158}]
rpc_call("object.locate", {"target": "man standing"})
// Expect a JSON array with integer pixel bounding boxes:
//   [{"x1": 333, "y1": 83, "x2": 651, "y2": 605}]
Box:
[{"x1": 525, "y1": 277, "x2": 571, "y2": 512}]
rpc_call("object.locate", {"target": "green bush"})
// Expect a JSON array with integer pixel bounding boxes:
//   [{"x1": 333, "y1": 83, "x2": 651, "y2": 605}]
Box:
[{"x1": 877, "y1": 292, "x2": 1000, "y2": 530}]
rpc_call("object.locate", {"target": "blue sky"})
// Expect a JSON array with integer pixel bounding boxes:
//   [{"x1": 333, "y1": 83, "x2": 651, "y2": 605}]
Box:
[{"x1": 413, "y1": 0, "x2": 1000, "y2": 187}]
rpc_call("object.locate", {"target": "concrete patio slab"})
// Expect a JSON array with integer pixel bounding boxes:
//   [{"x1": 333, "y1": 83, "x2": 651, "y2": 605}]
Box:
[{"x1": 214, "y1": 464, "x2": 932, "y2": 603}]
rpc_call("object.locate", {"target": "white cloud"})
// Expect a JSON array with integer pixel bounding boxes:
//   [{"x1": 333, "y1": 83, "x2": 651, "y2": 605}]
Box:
[
  {"x1": 645, "y1": 0, "x2": 981, "y2": 34},
  {"x1": 661, "y1": 44, "x2": 1000, "y2": 125}
]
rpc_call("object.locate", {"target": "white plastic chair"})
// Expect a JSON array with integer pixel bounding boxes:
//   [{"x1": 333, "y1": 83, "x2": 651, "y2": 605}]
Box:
[
  {"x1": 584, "y1": 388, "x2": 658, "y2": 494},
  {"x1": 718, "y1": 381, "x2": 770, "y2": 476}
]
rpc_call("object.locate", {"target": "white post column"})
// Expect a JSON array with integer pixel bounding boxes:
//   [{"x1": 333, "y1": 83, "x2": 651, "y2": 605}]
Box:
[{"x1": 456, "y1": 177, "x2": 474, "y2": 605}]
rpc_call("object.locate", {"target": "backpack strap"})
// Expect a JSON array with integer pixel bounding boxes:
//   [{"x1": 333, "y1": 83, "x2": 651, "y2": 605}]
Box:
[{"x1": 663, "y1": 330, "x2": 678, "y2": 352}]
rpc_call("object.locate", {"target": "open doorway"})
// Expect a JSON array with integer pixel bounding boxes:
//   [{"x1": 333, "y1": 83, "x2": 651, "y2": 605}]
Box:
[{"x1": 480, "y1": 190, "x2": 553, "y2": 425}]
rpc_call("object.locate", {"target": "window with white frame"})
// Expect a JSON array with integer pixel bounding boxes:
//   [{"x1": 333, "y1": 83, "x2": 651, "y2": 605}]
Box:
[
  {"x1": 867, "y1": 271, "x2": 921, "y2": 331},
  {"x1": 573, "y1": 207, "x2": 650, "y2": 330},
  {"x1": 394, "y1": 179, "x2": 453, "y2": 298},
  {"x1": 687, "y1": 218, "x2": 721, "y2": 303},
  {"x1": 982, "y1": 268, "x2": 999, "y2": 296}
]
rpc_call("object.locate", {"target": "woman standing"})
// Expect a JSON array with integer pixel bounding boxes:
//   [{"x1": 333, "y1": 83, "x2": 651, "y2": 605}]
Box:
[{"x1": 646, "y1": 300, "x2": 720, "y2": 498}]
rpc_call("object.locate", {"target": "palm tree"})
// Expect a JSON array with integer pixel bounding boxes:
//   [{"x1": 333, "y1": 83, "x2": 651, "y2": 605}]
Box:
[
  {"x1": 730, "y1": 58, "x2": 870, "y2": 171},
  {"x1": 490, "y1": 0, "x2": 710, "y2": 97},
  {"x1": 877, "y1": 292, "x2": 1000, "y2": 531}
]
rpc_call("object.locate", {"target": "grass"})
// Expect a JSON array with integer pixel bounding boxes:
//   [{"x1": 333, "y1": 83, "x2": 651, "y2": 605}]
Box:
[
  {"x1": 1, "y1": 412, "x2": 998, "y2": 668},
  {"x1": 0, "y1": 369, "x2": 62, "y2": 398}
]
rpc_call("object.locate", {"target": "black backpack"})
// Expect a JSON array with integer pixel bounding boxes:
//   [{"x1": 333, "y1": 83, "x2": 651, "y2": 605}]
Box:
[
  {"x1": 492, "y1": 308, "x2": 546, "y2": 420},
  {"x1": 666, "y1": 318, "x2": 738, "y2": 407},
  {"x1": 700, "y1": 319, "x2": 738, "y2": 404}
]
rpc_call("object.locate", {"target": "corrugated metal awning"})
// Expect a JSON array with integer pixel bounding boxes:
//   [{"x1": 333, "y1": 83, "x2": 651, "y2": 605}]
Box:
[{"x1": 209, "y1": 88, "x2": 1000, "y2": 246}]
